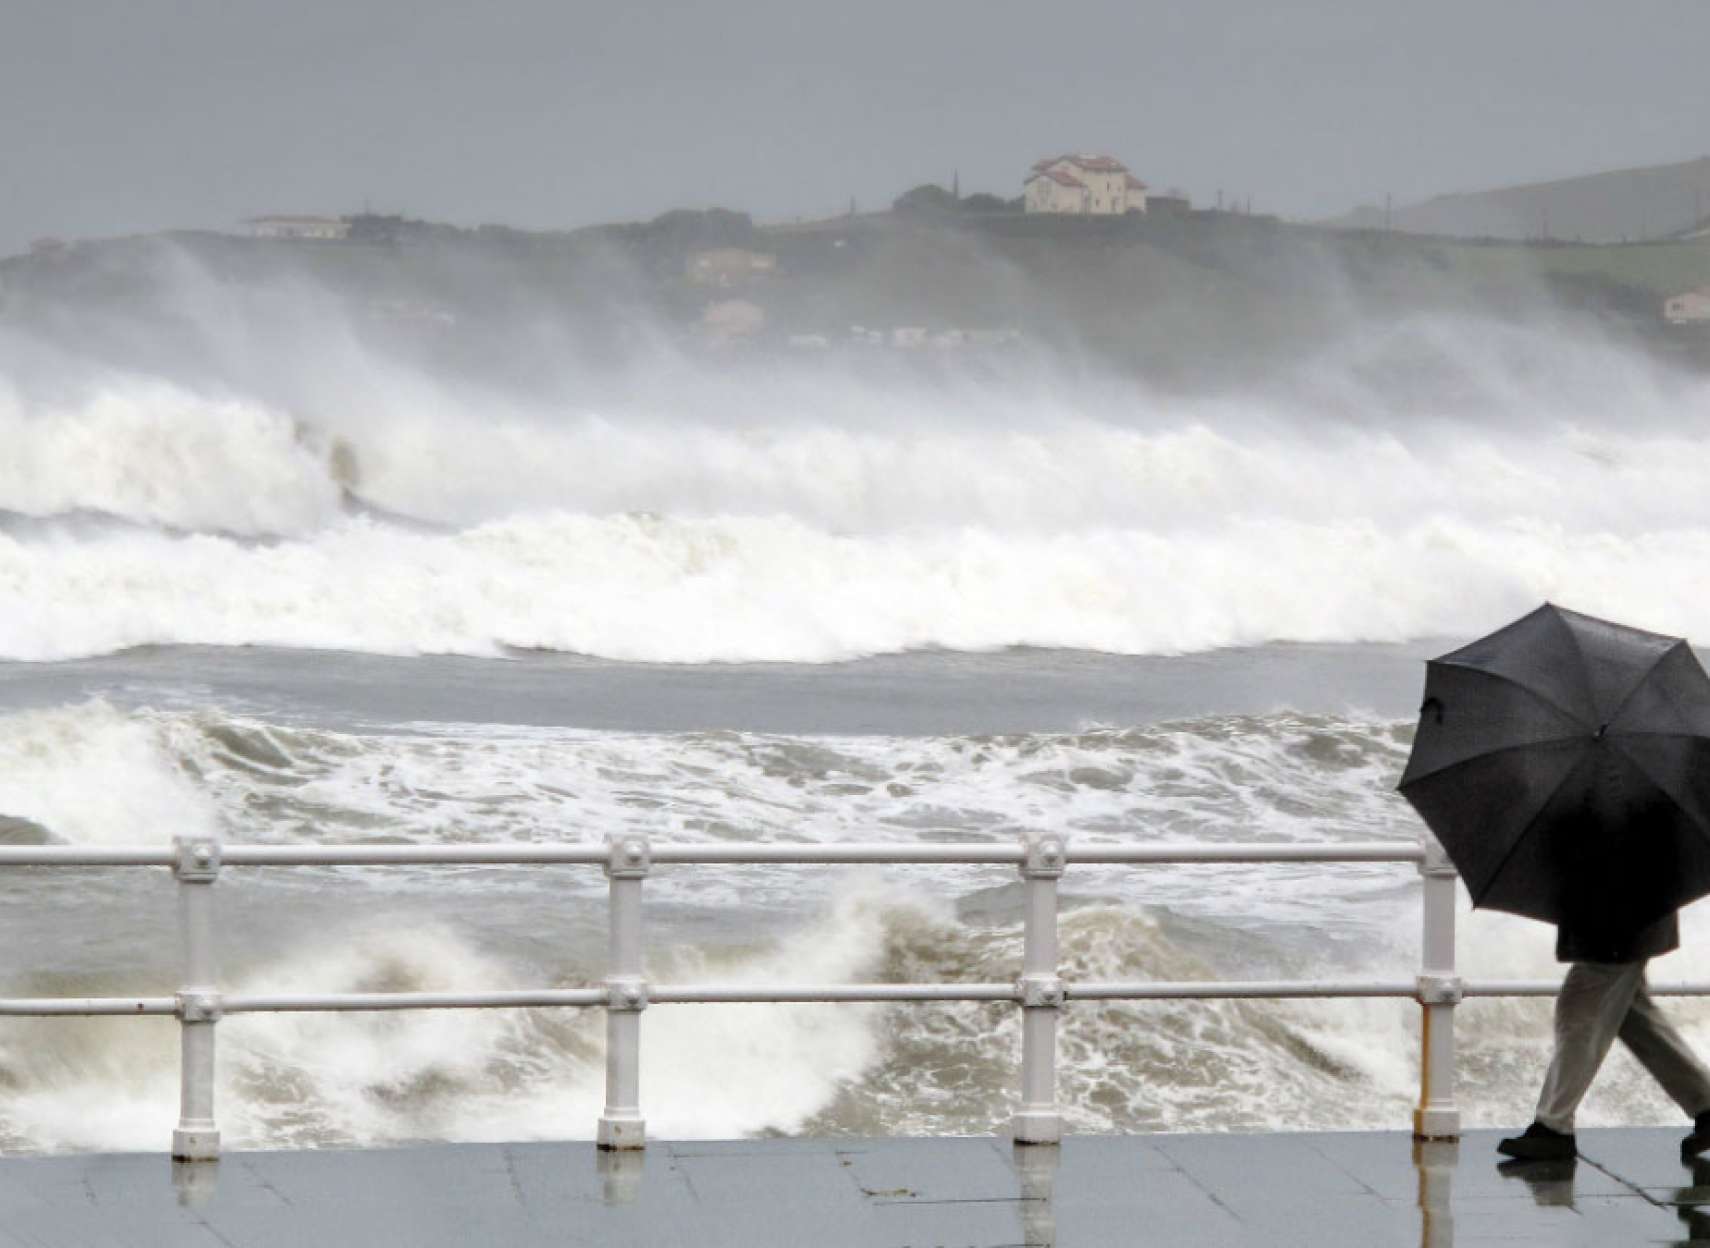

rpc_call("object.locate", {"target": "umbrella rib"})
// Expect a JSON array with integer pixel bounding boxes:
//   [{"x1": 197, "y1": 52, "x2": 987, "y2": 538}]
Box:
[
  {"x1": 1608, "y1": 738, "x2": 1710, "y2": 839},
  {"x1": 1603, "y1": 640, "x2": 1688, "y2": 730},
  {"x1": 1553, "y1": 609, "x2": 1602, "y2": 724},
  {"x1": 1399, "y1": 736, "x2": 1588, "y2": 787},
  {"x1": 1434, "y1": 661, "x2": 1588, "y2": 731}
]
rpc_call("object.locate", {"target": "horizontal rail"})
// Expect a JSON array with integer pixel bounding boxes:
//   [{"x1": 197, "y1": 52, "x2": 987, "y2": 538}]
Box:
[
  {"x1": 650, "y1": 843, "x2": 1025, "y2": 864},
  {"x1": 222, "y1": 845, "x2": 614, "y2": 866},
  {"x1": 0, "y1": 840, "x2": 1421, "y2": 868},
  {"x1": 223, "y1": 989, "x2": 608, "y2": 1013},
  {"x1": 1072, "y1": 980, "x2": 1418, "y2": 1000},
  {"x1": 1068, "y1": 842, "x2": 1423, "y2": 864},
  {"x1": 1053, "y1": 980, "x2": 1710, "y2": 1001},
  {"x1": 650, "y1": 984, "x2": 1018, "y2": 1004},
  {"x1": 1464, "y1": 980, "x2": 1710, "y2": 998},
  {"x1": 655, "y1": 979, "x2": 1710, "y2": 1003},
  {"x1": 11, "y1": 978, "x2": 1710, "y2": 1016},
  {"x1": 0, "y1": 996, "x2": 177, "y2": 1016},
  {"x1": 0, "y1": 847, "x2": 176, "y2": 867}
]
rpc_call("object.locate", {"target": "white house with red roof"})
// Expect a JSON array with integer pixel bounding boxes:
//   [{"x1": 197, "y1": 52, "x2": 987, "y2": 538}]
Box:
[{"x1": 1024, "y1": 155, "x2": 1147, "y2": 215}]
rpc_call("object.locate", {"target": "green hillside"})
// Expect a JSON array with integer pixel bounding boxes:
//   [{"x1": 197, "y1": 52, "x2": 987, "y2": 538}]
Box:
[
  {"x1": 1333, "y1": 156, "x2": 1710, "y2": 244},
  {"x1": 6, "y1": 204, "x2": 1707, "y2": 393},
  {"x1": 1461, "y1": 238, "x2": 1710, "y2": 296}
]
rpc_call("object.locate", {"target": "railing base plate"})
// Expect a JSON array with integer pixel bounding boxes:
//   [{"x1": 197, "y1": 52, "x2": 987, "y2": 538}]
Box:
[
  {"x1": 1011, "y1": 1110, "x2": 1063, "y2": 1145},
  {"x1": 597, "y1": 1116, "x2": 645, "y2": 1150},
  {"x1": 171, "y1": 1126, "x2": 220, "y2": 1162},
  {"x1": 1412, "y1": 1106, "x2": 1461, "y2": 1141}
]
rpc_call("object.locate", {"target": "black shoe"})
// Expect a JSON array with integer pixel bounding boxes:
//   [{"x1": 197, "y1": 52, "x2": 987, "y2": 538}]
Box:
[
  {"x1": 1497, "y1": 1122, "x2": 1576, "y2": 1161},
  {"x1": 1681, "y1": 1111, "x2": 1710, "y2": 1160}
]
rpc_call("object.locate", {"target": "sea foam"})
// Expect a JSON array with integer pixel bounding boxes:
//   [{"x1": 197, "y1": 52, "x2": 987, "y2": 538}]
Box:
[
  {"x1": 4, "y1": 310, "x2": 1709, "y2": 662},
  {"x1": 3, "y1": 702, "x2": 1710, "y2": 1151}
]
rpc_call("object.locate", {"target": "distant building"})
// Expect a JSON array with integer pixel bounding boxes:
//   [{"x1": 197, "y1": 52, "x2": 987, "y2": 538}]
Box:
[
  {"x1": 1147, "y1": 190, "x2": 1192, "y2": 215},
  {"x1": 345, "y1": 213, "x2": 431, "y2": 244},
  {"x1": 1023, "y1": 155, "x2": 1147, "y2": 215},
  {"x1": 686, "y1": 247, "x2": 777, "y2": 287},
  {"x1": 1664, "y1": 287, "x2": 1710, "y2": 325},
  {"x1": 246, "y1": 215, "x2": 351, "y2": 241},
  {"x1": 700, "y1": 299, "x2": 767, "y2": 343}
]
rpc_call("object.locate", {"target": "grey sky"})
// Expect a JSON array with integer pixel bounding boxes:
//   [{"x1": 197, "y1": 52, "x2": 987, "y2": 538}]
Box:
[{"x1": 3, "y1": 0, "x2": 1706, "y2": 257}]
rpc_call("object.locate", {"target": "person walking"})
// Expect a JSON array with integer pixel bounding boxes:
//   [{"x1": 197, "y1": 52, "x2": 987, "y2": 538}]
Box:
[
  {"x1": 1398, "y1": 605, "x2": 1710, "y2": 1162},
  {"x1": 1499, "y1": 907, "x2": 1710, "y2": 1161}
]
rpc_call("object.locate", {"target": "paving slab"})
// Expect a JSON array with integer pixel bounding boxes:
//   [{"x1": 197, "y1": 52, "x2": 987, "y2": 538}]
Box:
[
  {"x1": 0, "y1": 1129, "x2": 1706, "y2": 1246},
  {"x1": 837, "y1": 1135, "x2": 1021, "y2": 1201}
]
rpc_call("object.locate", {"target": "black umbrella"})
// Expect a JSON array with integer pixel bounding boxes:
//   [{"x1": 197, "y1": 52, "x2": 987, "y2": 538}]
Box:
[{"x1": 1399, "y1": 603, "x2": 1710, "y2": 935}]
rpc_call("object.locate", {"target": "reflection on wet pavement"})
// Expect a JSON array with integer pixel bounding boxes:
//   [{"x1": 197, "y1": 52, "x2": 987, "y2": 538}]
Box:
[{"x1": 20, "y1": 1127, "x2": 1710, "y2": 1245}]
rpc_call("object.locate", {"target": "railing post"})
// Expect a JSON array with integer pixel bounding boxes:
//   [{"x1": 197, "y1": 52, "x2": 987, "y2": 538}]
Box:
[
  {"x1": 1414, "y1": 835, "x2": 1461, "y2": 1141},
  {"x1": 172, "y1": 837, "x2": 222, "y2": 1162},
  {"x1": 598, "y1": 834, "x2": 649, "y2": 1150},
  {"x1": 1012, "y1": 834, "x2": 1066, "y2": 1145}
]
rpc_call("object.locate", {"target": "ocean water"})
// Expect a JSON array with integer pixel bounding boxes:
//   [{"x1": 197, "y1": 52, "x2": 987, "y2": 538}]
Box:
[{"x1": 3, "y1": 304, "x2": 1710, "y2": 1154}]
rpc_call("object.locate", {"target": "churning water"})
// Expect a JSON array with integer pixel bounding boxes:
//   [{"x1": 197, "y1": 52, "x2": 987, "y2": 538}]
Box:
[
  {"x1": 5, "y1": 313, "x2": 1710, "y2": 664},
  {"x1": 3, "y1": 305, "x2": 1710, "y2": 1153}
]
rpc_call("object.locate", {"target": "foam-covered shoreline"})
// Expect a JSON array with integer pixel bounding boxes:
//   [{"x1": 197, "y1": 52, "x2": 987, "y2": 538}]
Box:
[{"x1": 0, "y1": 698, "x2": 1707, "y2": 1152}]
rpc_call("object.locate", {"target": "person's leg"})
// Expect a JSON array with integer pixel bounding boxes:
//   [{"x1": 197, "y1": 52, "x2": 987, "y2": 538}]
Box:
[
  {"x1": 1533, "y1": 961, "x2": 1645, "y2": 1133},
  {"x1": 1617, "y1": 973, "x2": 1710, "y2": 1119}
]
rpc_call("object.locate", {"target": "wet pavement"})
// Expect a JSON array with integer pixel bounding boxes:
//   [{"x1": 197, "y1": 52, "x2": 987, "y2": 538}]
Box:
[{"x1": 4, "y1": 1129, "x2": 1710, "y2": 1246}]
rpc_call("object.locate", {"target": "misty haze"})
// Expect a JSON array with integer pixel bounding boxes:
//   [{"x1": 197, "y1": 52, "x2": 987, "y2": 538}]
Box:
[{"x1": 3, "y1": 0, "x2": 1710, "y2": 1197}]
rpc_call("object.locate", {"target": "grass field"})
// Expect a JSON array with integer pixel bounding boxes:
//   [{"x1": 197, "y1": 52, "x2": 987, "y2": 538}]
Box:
[{"x1": 1432, "y1": 237, "x2": 1710, "y2": 296}]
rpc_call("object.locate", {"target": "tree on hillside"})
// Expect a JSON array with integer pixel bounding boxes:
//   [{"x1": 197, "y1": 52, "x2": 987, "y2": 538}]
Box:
[
  {"x1": 642, "y1": 208, "x2": 754, "y2": 248},
  {"x1": 892, "y1": 184, "x2": 958, "y2": 216}
]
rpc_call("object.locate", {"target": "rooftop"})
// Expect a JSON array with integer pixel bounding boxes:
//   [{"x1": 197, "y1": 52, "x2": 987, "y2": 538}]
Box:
[
  {"x1": 1033, "y1": 153, "x2": 1131, "y2": 174},
  {"x1": 1028, "y1": 168, "x2": 1087, "y2": 188},
  {"x1": 6, "y1": 1128, "x2": 1708, "y2": 1246}
]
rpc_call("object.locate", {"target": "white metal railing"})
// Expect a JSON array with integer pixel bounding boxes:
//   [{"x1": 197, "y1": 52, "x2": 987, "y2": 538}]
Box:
[{"x1": 6, "y1": 832, "x2": 1708, "y2": 1162}]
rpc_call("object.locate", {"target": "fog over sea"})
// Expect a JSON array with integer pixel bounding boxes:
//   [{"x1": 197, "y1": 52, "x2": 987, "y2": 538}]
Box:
[{"x1": 4, "y1": 285, "x2": 1710, "y2": 1155}]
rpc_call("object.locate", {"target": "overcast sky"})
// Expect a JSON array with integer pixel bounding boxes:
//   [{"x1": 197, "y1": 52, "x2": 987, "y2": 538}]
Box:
[{"x1": 3, "y1": 0, "x2": 1706, "y2": 257}]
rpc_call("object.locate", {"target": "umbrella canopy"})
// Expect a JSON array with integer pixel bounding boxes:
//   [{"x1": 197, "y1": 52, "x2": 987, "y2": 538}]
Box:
[{"x1": 1399, "y1": 603, "x2": 1710, "y2": 935}]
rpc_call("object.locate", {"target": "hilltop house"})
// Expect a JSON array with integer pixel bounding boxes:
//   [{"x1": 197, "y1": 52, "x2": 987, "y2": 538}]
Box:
[
  {"x1": 245, "y1": 215, "x2": 351, "y2": 241},
  {"x1": 1024, "y1": 155, "x2": 1147, "y2": 215}
]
